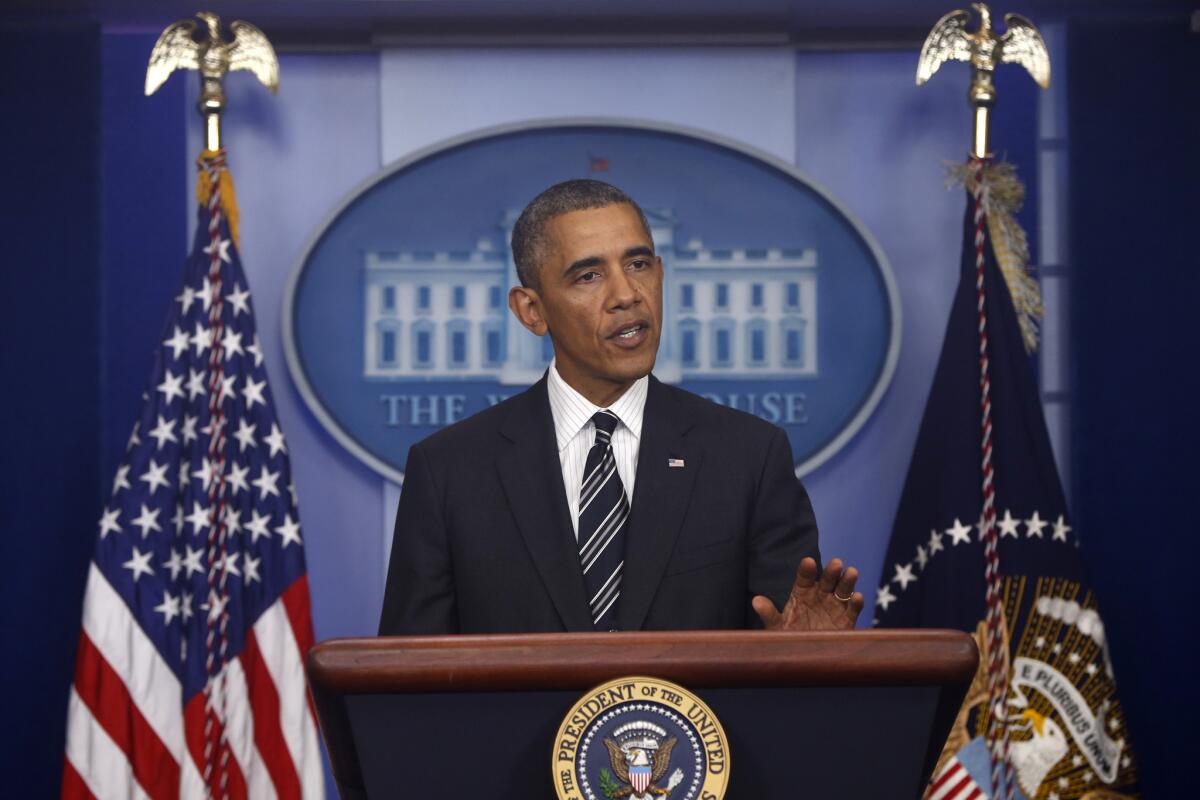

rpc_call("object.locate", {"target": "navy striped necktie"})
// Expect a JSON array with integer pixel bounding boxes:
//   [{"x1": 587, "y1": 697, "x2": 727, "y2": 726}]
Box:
[{"x1": 578, "y1": 410, "x2": 629, "y2": 630}]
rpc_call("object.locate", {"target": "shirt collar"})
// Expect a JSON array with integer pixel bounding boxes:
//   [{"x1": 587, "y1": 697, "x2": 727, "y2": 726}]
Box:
[{"x1": 547, "y1": 359, "x2": 648, "y2": 452}]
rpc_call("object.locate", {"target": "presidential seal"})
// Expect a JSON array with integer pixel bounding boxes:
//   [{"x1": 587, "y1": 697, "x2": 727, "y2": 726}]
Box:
[{"x1": 553, "y1": 677, "x2": 730, "y2": 800}]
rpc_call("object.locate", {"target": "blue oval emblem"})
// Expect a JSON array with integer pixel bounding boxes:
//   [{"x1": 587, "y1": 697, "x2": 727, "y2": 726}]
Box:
[{"x1": 284, "y1": 120, "x2": 899, "y2": 481}]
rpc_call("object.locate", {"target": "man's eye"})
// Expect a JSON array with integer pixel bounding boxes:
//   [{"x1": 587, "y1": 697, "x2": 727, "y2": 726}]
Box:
[
  {"x1": 577, "y1": 271, "x2": 601, "y2": 283},
  {"x1": 629, "y1": 259, "x2": 649, "y2": 270}
]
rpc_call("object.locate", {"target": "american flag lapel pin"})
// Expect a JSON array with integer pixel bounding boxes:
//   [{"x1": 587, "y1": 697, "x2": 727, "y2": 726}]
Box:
[{"x1": 667, "y1": 457, "x2": 685, "y2": 468}]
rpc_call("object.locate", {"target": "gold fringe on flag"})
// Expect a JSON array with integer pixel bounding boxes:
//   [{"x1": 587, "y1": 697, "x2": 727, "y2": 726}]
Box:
[
  {"x1": 196, "y1": 149, "x2": 241, "y2": 249},
  {"x1": 948, "y1": 160, "x2": 1043, "y2": 353}
]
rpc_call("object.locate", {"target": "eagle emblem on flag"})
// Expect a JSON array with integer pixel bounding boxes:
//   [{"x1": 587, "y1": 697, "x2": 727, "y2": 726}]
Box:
[{"x1": 927, "y1": 578, "x2": 1137, "y2": 800}]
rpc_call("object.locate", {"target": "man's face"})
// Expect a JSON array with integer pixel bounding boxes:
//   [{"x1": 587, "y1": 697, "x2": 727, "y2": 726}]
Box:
[{"x1": 512, "y1": 203, "x2": 663, "y2": 405}]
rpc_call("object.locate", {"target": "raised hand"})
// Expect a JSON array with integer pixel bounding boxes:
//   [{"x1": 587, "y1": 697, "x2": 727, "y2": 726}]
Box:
[{"x1": 751, "y1": 557, "x2": 864, "y2": 631}]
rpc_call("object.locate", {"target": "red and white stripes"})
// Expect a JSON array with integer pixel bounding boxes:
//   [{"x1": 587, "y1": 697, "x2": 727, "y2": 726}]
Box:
[
  {"x1": 63, "y1": 566, "x2": 323, "y2": 800},
  {"x1": 927, "y1": 758, "x2": 986, "y2": 800}
]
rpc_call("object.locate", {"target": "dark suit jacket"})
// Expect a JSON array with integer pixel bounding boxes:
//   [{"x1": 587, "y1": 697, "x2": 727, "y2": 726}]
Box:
[{"x1": 378, "y1": 375, "x2": 819, "y2": 634}]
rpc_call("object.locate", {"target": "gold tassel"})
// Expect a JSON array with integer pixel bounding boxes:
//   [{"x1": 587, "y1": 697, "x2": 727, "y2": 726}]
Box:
[
  {"x1": 948, "y1": 160, "x2": 1044, "y2": 353},
  {"x1": 196, "y1": 149, "x2": 241, "y2": 249}
]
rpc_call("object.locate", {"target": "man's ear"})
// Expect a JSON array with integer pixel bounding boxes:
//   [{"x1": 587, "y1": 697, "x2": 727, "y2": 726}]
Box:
[{"x1": 508, "y1": 286, "x2": 548, "y2": 336}]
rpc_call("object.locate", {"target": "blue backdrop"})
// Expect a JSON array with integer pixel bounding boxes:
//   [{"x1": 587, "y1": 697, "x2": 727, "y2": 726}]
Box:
[{"x1": 0, "y1": 13, "x2": 1193, "y2": 797}]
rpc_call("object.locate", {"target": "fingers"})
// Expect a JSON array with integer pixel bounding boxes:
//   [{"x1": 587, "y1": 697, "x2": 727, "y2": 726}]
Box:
[
  {"x1": 818, "y1": 558, "x2": 844, "y2": 593},
  {"x1": 825, "y1": 560, "x2": 865, "y2": 629},
  {"x1": 833, "y1": 566, "x2": 859, "y2": 600},
  {"x1": 833, "y1": 563, "x2": 864, "y2": 627},
  {"x1": 777, "y1": 558, "x2": 865, "y2": 631},
  {"x1": 751, "y1": 595, "x2": 782, "y2": 629},
  {"x1": 834, "y1": 591, "x2": 865, "y2": 629},
  {"x1": 792, "y1": 557, "x2": 819, "y2": 589},
  {"x1": 788, "y1": 558, "x2": 821, "y2": 606}
]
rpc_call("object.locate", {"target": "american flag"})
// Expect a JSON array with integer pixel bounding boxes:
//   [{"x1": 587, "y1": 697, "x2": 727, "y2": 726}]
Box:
[{"x1": 63, "y1": 152, "x2": 325, "y2": 799}]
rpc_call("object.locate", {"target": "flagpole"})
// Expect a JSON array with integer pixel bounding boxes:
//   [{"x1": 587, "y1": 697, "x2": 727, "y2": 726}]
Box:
[
  {"x1": 882, "y1": 9, "x2": 1140, "y2": 797},
  {"x1": 141, "y1": 12, "x2": 281, "y2": 796},
  {"x1": 66, "y1": 13, "x2": 326, "y2": 799},
  {"x1": 916, "y1": 5, "x2": 1050, "y2": 799},
  {"x1": 201, "y1": 72, "x2": 224, "y2": 152},
  {"x1": 973, "y1": 106, "x2": 989, "y2": 160}
]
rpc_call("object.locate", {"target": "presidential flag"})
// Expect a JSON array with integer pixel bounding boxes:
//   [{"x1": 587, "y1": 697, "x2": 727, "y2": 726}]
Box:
[
  {"x1": 875, "y1": 159, "x2": 1140, "y2": 800},
  {"x1": 63, "y1": 151, "x2": 325, "y2": 799}
]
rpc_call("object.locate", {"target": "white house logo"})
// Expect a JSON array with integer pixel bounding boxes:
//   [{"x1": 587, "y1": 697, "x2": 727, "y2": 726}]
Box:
[
  {"x1": 363, "y1": 210, "x2": 818, "y2": 384},
  {"x1": 284, "y1": 120, "x2": 899, "y2": 483}
]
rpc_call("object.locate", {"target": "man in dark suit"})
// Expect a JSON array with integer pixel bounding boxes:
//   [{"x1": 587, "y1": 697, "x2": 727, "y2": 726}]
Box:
[{"x1": 379, "y1": 179, "x2": 864, "y2": 635}]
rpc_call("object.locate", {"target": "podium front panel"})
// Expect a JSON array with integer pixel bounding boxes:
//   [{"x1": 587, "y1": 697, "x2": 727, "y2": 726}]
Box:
[
  {"x1": 348, "y1": 685, "x2": 941, "y2": 798},
  {"x1": 308, "y1": 631, "x2": 978, "y2": 799}
]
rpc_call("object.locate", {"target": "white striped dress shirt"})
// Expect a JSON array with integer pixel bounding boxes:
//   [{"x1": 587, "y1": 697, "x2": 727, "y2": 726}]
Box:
[{"x1": 547, "y1": 360, "x2": 648, "y2": 539}]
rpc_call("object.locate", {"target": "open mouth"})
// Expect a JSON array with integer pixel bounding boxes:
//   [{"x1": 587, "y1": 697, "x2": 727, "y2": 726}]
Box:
[
  {"x1": 607, "y1": 322, "x2": 651, "y2": 350},
  {"x1": 614, "y1": 324, "x2": 645, "y2": 340}
]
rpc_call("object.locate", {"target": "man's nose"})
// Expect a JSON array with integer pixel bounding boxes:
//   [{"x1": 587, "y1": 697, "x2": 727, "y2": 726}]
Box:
[{"x1": 606, "y1": 266, "x2": 640, "y2": 309}]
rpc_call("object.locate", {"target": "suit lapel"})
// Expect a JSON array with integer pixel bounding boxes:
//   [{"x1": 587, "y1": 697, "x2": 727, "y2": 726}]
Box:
[
  {"x1": 618, "y1": 377, "x2": 701, "y2": 631},
  {"x1": 496, "y1": 378, "x2": 594, "y2": 632}
]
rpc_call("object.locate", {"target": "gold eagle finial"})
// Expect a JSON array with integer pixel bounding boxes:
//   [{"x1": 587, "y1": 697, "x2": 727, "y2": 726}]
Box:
[
  {"x1": 917, "y1": 3, "x2": 1050, "y2": 101},
  {"x1": 917, "y1": 4, "x2": 1049, "y2": 157},
  {"x1": 145, "y1": 12, "x2": 279, "y2": 150}
]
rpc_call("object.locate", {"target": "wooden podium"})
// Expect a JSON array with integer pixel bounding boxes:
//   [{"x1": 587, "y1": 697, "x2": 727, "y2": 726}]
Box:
[{"x1": 307, "y1": 630, "x2": 976, "y2": 799}]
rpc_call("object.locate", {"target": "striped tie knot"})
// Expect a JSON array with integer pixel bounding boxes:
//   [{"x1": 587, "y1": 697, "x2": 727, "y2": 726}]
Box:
[{"x1": 592, "y1": 410, "x2": 619, "y2": 442}]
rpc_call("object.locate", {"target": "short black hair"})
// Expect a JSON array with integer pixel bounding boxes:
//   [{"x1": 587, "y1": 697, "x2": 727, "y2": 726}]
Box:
[{"x1": 510, "y1": 179, "x2": 652, "y2": 288}]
